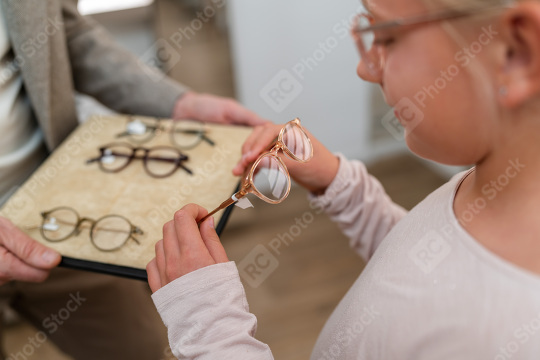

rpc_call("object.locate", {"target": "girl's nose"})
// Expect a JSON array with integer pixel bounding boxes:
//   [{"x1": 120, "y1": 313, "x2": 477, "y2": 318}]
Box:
[{"x1": 356, "y1": 60, "x2": 382, "y2": 84}]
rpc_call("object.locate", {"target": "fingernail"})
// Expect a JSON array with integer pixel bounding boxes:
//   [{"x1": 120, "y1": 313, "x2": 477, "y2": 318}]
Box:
[
  {"x1": 42, "y1": 250, "x2": 60, "y2": 265},
  {"x1": 207, "y1": 217, "x2": 215, "y2": 229}
]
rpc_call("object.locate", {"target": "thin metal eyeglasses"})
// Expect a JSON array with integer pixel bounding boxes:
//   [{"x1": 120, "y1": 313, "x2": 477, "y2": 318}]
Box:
[
  {"x1": 115, "y1": 117, "x2": 215, "y2": 150},
  {"x1": 86, "y1": 142, "x2": 193, "y2": 178},
  {"x1": 353, "y1": 4, "x2": 509, "y2": 76},
  {"x1": 32, "y1": 207, "x2": 143, "y2": 252},
  {"x1": 199, "y1": 118, "x2": 313, "y2": 224}
]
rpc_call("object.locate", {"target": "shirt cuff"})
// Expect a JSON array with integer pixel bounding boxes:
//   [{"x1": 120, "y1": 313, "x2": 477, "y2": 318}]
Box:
[
  {"x1": 308, "y1": 153, "x2": 355, "y2": 209},
  {"x1": 151, "y1": 261, "x2": 242, "y2": 312}
]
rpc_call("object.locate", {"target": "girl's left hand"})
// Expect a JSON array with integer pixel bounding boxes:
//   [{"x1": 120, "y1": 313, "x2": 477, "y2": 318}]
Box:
[{"x1": 146, "y1": 204, "x2": 229, "y2": 293}]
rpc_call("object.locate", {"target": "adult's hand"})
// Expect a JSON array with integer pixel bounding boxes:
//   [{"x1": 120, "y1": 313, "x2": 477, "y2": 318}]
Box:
[
  {"x1": 172, "y1": 91, "x2": 268, "y2": 127},
  {"x1": 146, "y1": 204, "x2": 229, "y2": 293},
  {"x1": 0, "y1": 217, "x2": 61, "y2": 285}
]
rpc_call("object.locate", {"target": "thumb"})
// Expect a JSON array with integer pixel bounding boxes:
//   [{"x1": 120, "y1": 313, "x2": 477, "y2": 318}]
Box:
[
  {"x1": 0, "y1": 219, "x2": 61, "y2": 269},
  {"x1": 199, "y1": 217, "x2": 228, "y2": 263},
  {"x1": 15, "y1": 235, "x2": 61, "y2": 269}
]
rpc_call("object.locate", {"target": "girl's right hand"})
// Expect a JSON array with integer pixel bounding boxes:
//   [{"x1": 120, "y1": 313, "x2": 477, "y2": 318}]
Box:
[{"x1": 232, "y1": 121, "x2": 340, "y2": 195}]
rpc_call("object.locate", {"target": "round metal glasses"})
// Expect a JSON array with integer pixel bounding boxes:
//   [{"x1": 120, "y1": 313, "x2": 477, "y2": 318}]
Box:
[
  {"x1": 39, "y1": 207, "x2": 143, "y2": 252},
  {"x1": 116, "y1": 117, "x2": 215, "y2": 150}
]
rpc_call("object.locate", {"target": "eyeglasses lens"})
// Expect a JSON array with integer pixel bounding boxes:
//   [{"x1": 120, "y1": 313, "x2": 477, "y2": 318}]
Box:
[
  {"x1": 100, "y1": 144, "x2": 132, "y2": 172},
  {"x1": 282, "y1": 122, "x2": 312, "y2": 161},
  {"x1": 126, "y1": 118, "x2": 158, "y2": 143},
  {"x1": 91, "y1": 215, "x2": 132, "y2": 251},
  {"x1": 145, "y1": 147, "x2": 181, "y2": 177},
  {"x1": 171, "y1": 121, "x2": 204, "y2": 149},
  {"x1": 357, "y1": 15, "x2": 375, "y2": 53},
  {"x1": 252, "y1": 155, "x2": 290, "y2": 202},
  {"x1": 42, "y1": 208, "x2": 78, "y2": 241}
]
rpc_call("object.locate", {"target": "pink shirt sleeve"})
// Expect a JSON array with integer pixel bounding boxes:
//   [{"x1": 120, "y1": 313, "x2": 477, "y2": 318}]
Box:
[
  {"x1": 309, "y1": 154, "x2": 407, "y2": 260},
  {"x1": 151, "y1": 261, "x2": 274, "y2": 360}
]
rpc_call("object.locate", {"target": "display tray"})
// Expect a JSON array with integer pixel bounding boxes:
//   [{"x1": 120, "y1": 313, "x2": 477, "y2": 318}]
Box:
[{"x1": 0, "y1": 115, "x2": 252, "y2": 280}]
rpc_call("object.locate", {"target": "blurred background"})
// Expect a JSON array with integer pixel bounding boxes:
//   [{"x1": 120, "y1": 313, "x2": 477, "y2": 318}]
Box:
[{"x1": 4, "y1": 1, "x2": 465, "y2": 359}]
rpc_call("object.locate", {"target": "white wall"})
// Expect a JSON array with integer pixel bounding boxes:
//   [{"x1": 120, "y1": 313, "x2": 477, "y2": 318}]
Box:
[
  {"x1": 227, "y1": 0, "x2": 382, "y2": 161},
  {"x1": 227, "y1": 1, "x2": 469, "y2": 179}
]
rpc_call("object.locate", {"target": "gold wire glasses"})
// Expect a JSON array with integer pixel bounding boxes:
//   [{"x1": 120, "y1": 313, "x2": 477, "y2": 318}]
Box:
[
  {"x1": 33, "y1": 207, "x2": 143, "y2": 252},
  {"x1": 86, "y1": 142, "x2": 193, "y2": 178},
  {"x1": 352, "y1": 5, "x2": 509, "y2": 76},
  {"x1": 115, "y1": 117, "x2": 215, "y2": 150},
  {"x1": 199, "y1": 118, "x2": 313, "y2": 224}
]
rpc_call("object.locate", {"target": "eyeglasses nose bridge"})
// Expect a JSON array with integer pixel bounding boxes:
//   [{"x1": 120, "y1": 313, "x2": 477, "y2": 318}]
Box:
[
  {"x1": 132, "y1": 147, "x2": 149, "y2": 157},
  {"x1": 74, "y1": 217, "x2": 95, "y2": 235},
  {"x1": 269, "y1": 142, "x2": 283, "y2": 155}
]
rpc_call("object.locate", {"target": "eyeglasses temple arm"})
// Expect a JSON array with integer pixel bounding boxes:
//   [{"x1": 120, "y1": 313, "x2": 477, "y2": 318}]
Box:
[
  {"x1": 86, "y1": 156, "x2": 101, "y2": 164},
  {"x1": 23, "y1": 225, "x2": 41, "y2": 231},
  {"x1": 180, "y1": 164, "x2": 193, "y2": 175},
  {"x1": 202, "y1": 135, "x2": 215, "y2": 146},
  {"x1": 197, "y1": 193, "x2": 242, "y2": 225},
  {"x1": 171, "y1": 128, "x2": 215, "y2": 146},
  {"x1": 115, "y1": 131, "x2": 130, "y2": 138},
  {"x1": 130, "y1": 236, "x2": 141, "y2": 245}
]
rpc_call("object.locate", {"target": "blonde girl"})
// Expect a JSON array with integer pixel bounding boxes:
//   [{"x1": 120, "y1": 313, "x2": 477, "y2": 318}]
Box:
[{"x1": 147, "y1": 0, "x2": 540, "y2": 358}]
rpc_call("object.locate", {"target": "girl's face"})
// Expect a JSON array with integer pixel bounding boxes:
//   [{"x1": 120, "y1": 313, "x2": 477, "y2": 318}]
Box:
[{"x1": 357, "y1": 0, "x2": 501, "y2": 165}]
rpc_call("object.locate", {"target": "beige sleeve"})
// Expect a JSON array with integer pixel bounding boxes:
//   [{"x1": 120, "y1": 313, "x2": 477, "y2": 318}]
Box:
[{"x1": 60, "y1": 0, "x2": 188, "y2": 117}]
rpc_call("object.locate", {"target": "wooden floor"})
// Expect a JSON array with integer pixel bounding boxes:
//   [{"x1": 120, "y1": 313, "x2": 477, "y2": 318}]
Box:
[{"x1": 2, "y1": 2, "x2": 449, "y2": 359}]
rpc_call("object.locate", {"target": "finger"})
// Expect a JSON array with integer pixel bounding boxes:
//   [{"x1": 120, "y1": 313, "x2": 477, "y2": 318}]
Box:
[
  {"x1": 162, "y1": 218, "x2": 182, "y2": 278},
  {"x1": 226, "y1": 105, "x2": 268, "y2": 127},
  {"x1": 154, "y1": 239, "x2": 168, "y2": 286},
  {"x1": 199, "y1": 217, "x2": 229, "y2": 263},
  {"x1": 172, "y1": 204, "x2": 209, "y2": 254},
  {"x1": 233, "y1": 125, "x2": 278, "y2": 176},
  {"x1": 146, "y1": 258, "x2": 161, "y2": 293},
  {"x1": 0, "y1": 247, "x2": 51, "y2": 284},
  {"x1": 232, "y1": 152, "x2": 254, "y2": 176},
  {"x1": 0, "y1": 218, "x2": 60, "y2": 270},
  {"x1": 240, "y1": 125, "x2": 267, "y2": 155},
  {"x1": 172, "y1": 204, "x2": 216, "y2": 274},
  {"x1": 247, "y1": 124, "x2": 281, "y2": 157}
]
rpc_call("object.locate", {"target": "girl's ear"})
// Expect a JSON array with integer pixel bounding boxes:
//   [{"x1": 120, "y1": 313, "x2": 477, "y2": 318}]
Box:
[{"x1": 498, "y1": 2, "x2": 540, "y2": 108}]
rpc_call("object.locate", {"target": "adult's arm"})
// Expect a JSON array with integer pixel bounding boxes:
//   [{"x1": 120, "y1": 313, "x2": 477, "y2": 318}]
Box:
[{"x1": 61, "y1": 0, "x2": 187, "y2": 118}]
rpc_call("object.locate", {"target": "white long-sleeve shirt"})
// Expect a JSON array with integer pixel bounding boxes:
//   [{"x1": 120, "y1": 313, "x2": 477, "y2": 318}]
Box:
[
  {"x1": 0, "y1": 6, "x2": 46, "y2": 204},
  {"x1": 152, "y1": 155, "x2": 540, "y2": 359}
]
